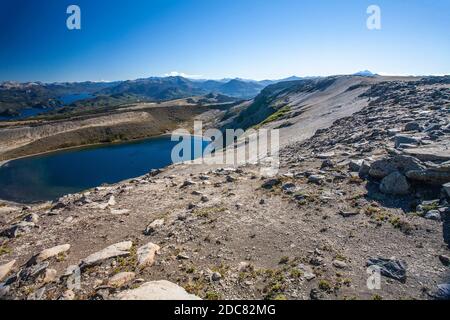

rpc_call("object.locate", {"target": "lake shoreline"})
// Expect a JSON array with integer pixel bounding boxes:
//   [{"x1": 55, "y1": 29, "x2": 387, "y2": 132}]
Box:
[
  {"x1": 0, "y1": 132, "x2": 208, "y2": 164},
  {"x1": 0, "y1": 133, "x2": 210, "y2": 205}
]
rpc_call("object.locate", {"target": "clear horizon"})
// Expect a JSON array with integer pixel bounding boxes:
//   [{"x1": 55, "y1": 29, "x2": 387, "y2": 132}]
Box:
[{"x1": 1, "y1": 0, "x2": 449, "y2": 83}]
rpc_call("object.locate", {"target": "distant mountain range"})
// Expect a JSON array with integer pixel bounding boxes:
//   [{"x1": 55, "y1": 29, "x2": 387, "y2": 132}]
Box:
[{"x1": 0, "y1": 75, "x2": 309, "y2": 115}]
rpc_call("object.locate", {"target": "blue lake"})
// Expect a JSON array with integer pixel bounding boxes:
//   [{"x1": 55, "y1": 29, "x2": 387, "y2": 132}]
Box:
[{"x1": 0, "y1": 135, "x2": 209, "y2": 203}]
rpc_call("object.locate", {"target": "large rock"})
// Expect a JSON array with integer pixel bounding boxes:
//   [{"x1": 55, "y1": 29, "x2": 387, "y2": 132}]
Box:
[
  {"x1": 406, "y1": 162, "x2": 450, "y2": 185},
  {"x1": 380, "y1": 172, "x2": 410, "y2": 195},
  {"x1": 403, "y1": 144, "x2": 450, "y2": 162},
  {"x1": 404, "y1": 122, "x2": 422, "y2": 132},
  {"x1": 28, "y1": 244, "x2": 71, "y2": 266},
  {"x1": 108, "y1": 272, "x2": 136, "y2": 287},
  {"x1": 0, "y1": 260, "x2": 15, "y2": 282},
  {"x1": 80, "y1": 241, "x2": 133, "y2": 268},
  {"x1": 115, "y1": 280, "x2": 201, "y2": 300},
  {"x1": 137, "y1": 242, "x2": 160, "y2": 268},
  {"x1": 369, "y1": 155, "x2": 425, "y2": 179}
]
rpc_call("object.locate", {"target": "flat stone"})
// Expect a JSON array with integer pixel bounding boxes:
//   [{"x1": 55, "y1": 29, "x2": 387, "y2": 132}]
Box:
[
  {"x1": 115, "y1": 280, "x2": 201, "y2": 300},
  {"x1": 29, "y1": 244, "x2": 71, "y2": 266},
  {"x1": 403, "y1": 144, "x2": 450, "y2": 162},
  {"x1": 108, "y1": 272, "x2": 136, "y2": 287},
  {"x1": 110, "y1": 209, "x2": 130, "y2": 215},
  {"x1": 339, "y1": 211, "x2": 360, "y2": 218},
  {"x1": 406, "y1": 169, "x2": 450, "y2": 186},
  {"x1": 137, "y1": 242, "x2": 160, "y2": 268},
  {"x1": 394, "y1": 134, "x2": 422, "y2": 148},
  {"x1": 316, "y1": 152, "x2": 335, "y2": 159},
  {"x1": 80, "y1": 241, "x2": 133, "y2": 268},
  {"x1": 0, "y1": 260, "x2": 16, "y2": 282},
  {"x1": 332, "y1": 260, "x2": 348, "y2": 269},
  {"x1": 308, "y1": 175, "x2": 325, "y2": 184},
  {"x1": 261, "y1": 179, "x2": 281, "y2": 189}
]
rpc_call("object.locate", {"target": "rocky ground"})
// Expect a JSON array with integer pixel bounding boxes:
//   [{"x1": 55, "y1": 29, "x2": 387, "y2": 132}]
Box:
[{"x1": 0, "y1": 76, "x2": 449, "y2": 300}]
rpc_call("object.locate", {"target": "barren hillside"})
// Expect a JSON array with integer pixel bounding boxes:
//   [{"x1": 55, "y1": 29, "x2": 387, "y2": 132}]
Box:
[{"x1": 0, "y1": 76, "x2": 449, "y2": 300}]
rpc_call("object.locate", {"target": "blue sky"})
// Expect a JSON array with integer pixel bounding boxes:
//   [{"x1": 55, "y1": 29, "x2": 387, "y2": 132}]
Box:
[{"x1": 0, "y1": 0, "x2": 449, "y2": 82}]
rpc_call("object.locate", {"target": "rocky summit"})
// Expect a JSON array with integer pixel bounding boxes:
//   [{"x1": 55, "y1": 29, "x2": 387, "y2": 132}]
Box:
[{"x1": 0, "y1": 75, "x2": 449, "y2": 301}]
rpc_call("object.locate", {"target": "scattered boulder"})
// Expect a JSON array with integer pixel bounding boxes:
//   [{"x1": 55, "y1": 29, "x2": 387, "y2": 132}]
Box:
[
  {"x1": 0, "y1": 260, "x2": 15, "y2": 282},
  {"x1": 369, "y1": 155, "x2": 424, "y2": 179},
  {"x1": 80, "y1": 241, "x2": 133, "y2": 269},
  {"x1": 367, "y1": 258, "x2": 407, "y2": 282},
  {"x1": 261, "y1": 179, "x2": 281, "y2": 189},
  {"x1": 115, "y1": 280, "x2": 201, "y2": 300},
  {"x1": 406, "y1": 165, "x2": 450, "y2": 186},
  {"x1": 110, "y1": 209, "x2": 130, "y2": 215},
  {"x1": 404, "y1": 122, "x2": 422, "y2": 132},
  {"x1": 137, "y1": 242, "x2": 160, "y2": 268},
  {"x1": 144, "y1": 219, "x2": 165, "y2": 236},
  {"x1": 394, "y1": 134, "x2": 422, "y2": 148},
  {"x1": 28, "y1": 244, "x2": 71, "y2": 266},
  {"x1": 108, "y1": 272, "x2": 136, "y2": 288},
  {"x1": 379, "y1": 172, "x2": 410, "y2": 195},
  {"x1": 403, "y1": 144, "x2": 450, "y2": 162},
  {"x1": 339, "y1": 211, "x2": 359, "y2": 218},
  {"x1": 211, "y1": 272, "x2": 222, "y2": 282},
  {"x1": 332, "y1": 260, "x2": 348, "y2": 269},
  {"x1": 308, "y1": 175, "x2": 325, "y2": 185},
  {"x1": 297, "y1": 264, "x2": 315, "y2": 281}
]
